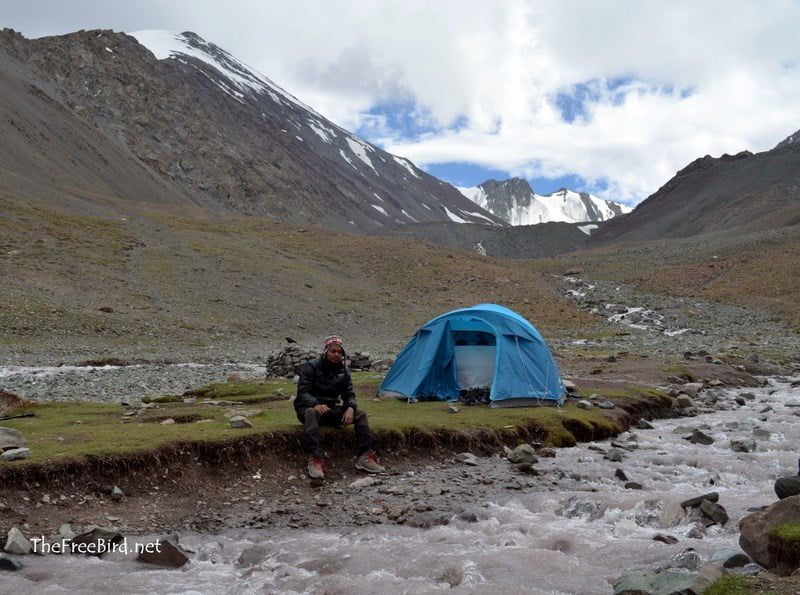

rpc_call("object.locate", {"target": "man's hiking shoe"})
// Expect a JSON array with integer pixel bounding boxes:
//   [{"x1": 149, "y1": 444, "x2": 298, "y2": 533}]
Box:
[
  {"x1": 307, "y1": 456, "x2": 325, "y2": 479},
  {"x1": 355, "y1": 452, "x2": 385, "y2": 473}
]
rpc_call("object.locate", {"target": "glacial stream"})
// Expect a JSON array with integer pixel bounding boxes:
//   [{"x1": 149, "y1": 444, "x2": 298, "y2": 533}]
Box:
[{"x1": 3, "y1": 376, "x2": 799, "y2": 594}]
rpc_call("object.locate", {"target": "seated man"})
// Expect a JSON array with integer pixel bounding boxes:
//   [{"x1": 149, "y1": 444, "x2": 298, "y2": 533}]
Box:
[
  {"x1": 294, "y1": 335, "x2": 385, "y2": 479},
  {"x1": 774, "y1": 458, "x2": 800, "y2": 500}
]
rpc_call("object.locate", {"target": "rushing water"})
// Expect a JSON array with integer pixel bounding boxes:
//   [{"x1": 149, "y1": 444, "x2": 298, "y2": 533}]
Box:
[{"x1": 3, "y1": 377, "x2": 799, "y2": 594}]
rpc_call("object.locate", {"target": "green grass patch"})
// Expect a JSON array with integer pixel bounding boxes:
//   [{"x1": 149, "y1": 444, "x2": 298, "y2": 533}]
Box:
[
  {"x1": 599, "y1": 387, "x2": 668, "y2": 400},
  {"x1": 770, "y1": 522, "x2": 800, "y2": 542},
  {"x1": 661, "y1": 365, "x2": 696, "y2": 382},
  {"x1": 703, "y1": 575, "x2": 756, "y2": 595},
  {"x1": 0, "y1": 372, "x2": 639, "y2": 467}
]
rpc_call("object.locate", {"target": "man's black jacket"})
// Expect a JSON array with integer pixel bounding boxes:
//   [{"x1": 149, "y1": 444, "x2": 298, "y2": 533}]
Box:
[{"x1": 294, "y1": 356, "x2": 356, "y2": 411}]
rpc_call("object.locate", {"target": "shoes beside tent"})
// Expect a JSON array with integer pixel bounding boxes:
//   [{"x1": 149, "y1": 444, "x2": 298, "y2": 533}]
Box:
[{"x1": 378, "y1": 303, "x2": 565, "y2": 407}]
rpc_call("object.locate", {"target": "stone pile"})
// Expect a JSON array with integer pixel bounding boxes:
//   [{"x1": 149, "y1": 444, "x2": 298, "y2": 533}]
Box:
[
  {"x1": 0, "y1": 426, "x2": 30, "y2": 462},
  {"x1": 265, "y1": 344, "x2": 374, "y2": 378}
]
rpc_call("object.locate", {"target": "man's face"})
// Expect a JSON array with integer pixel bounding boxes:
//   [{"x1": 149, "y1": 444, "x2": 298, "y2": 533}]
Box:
[{"x1": 325, "y1": 344, "x2": 343, "y2": 364}]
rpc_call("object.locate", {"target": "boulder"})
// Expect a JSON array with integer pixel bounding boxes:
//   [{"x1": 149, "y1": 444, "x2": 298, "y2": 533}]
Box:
[
  {"x1": 699, "y1": 499, "x2": 729, "y2": 526},
  {"x1": 71, "y1": 526, "x2": 124, "y2": 557},
  {"x1": 739, "y1": 494, "x2": 800, "y2": 575},
  {"x1": 0, "y1": 427, "x2": 25, "y2": 450},
  {"x1": 137, "y1": 537, "x2": 189, "y2": 568},
  {"x1": 504, "y1": 444, "x2": 538, "y2": 464}
]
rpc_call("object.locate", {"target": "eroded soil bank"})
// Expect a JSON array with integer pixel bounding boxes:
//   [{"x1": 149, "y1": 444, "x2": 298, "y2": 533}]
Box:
[{"x1": 0, "y1": 354, "x2": 779, "y2": 540}]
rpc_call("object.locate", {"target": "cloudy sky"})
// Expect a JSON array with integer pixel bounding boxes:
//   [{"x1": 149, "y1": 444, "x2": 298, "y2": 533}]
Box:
[{"x1": 5, "y1": 1, "x2": 800, "y2": 205}]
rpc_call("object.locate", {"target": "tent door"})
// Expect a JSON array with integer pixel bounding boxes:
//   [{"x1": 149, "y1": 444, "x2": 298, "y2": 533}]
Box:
[{"x1": 454, "y1": 345, "x2": 496, "y2": 388}]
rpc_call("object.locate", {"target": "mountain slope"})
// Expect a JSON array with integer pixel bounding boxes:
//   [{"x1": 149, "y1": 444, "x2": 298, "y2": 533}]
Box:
[
  {"x1": 0, "y1": 33, "x2": 199, "y2": 213},
  {"x1": 0, "y1": 29, "x2": 504, "y2": 232},
  {"x1": 457, "y1": 178, "x2": 630, "y2": 225},
  {"x1": 590, "y1": 144, "x2": 800, "y2": 244}
]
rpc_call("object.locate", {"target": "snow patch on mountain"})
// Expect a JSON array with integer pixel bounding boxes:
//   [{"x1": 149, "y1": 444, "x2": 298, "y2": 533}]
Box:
[
  {"x1": 458, "y1": 179, "x2": 631, "y2": 226},
  {"x1": 128, "y1": 30, "x2": 507, "y2": 229}
]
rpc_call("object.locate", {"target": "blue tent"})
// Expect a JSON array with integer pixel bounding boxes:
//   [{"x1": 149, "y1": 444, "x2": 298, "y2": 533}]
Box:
[{"x1": 379, "y1": 304, "x2": 565, "y2": 407}]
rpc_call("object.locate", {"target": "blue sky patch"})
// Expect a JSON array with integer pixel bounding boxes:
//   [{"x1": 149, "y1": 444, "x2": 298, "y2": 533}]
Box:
[
  {"x1": 423, "y1": 162, "x2": 602, "y2": 197},
  {"x1": 555, "y1": 77, "x2": 632, "y2": 123}
]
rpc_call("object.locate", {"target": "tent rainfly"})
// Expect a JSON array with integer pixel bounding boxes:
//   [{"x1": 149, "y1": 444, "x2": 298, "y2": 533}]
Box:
[{"x1": 378, "y1": 303, "x2": 566, "y2": 407}]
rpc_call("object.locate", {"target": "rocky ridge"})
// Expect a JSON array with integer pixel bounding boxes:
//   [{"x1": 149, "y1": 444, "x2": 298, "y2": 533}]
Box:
[{"x1": 0, "y1": 28, "x2": 504, "y2": 233}]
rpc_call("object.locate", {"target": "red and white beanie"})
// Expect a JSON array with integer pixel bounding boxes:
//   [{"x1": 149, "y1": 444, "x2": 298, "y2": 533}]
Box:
[{"x1": 323, "y1": 335, "x2": 344, "y2": 354}]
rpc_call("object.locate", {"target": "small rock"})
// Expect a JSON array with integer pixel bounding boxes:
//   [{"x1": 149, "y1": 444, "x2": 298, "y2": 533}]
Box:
[
  {"x1": 686, "y1": 522, "x2": 706, "y2": 539},
  {"x1": 512, "y1": 462, "x2": 538, "y2": 475},
  {"x1": 680, "y1": 492, "x2": 719, "y2": 509},
  {"x1": 4, "y1": 528, "x2": 31, "y2": 555},
  {"x1": 730, "y1": 437, "x2": 756, "y2": 453},
  {"x1": 0, "y1": 555, "x2": 23, "y2": 571},
  {"x1": 670, "y1": 548, "x2": 701, "y2": 570},
  {"x1": 504, "y1": 444, "x2": 538, "y2": 464},
  {"x1": 455, "y1": 452, "x2": 479, "y2": 466},
  {"x1": 688, "y1": 429, "x2": 714, "y2": 445},
  {"x1": 71, "y1": 527, "x2": 124, "y2": 557},
  {"x1": 710, "y1": 548, "x2": 751, "y2": 568},
  {"x1": 0, "y1": 427, "x2": 26, "y2": 450},
  {"x1": 0, "y1": 447, "x2": 32, "y2": 462},
  {"x1": 237, "y1": 545, "x2": 269, "y2": 567},
  {"x1": 229, "y1": 416, "x2": 254, "y2": 429},
  {"x1": 111, "y1": 485, "x2": 124, "y2": 501},
  {"x1": 349, "y1": 476, "x2": 378, "y2": 490},
  {"x1": 59, "y1": 524, "x2": 76, "y2": 540}
]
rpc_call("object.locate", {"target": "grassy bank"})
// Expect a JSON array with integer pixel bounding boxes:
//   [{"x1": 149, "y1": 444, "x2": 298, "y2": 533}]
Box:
[{"x1": 0, "y1": 371, "x2": 673, "y2": 484}]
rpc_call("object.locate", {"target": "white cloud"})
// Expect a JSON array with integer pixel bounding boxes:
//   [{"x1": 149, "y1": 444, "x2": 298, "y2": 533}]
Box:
[{"x1": 4, "y1": 0, "x2": 800, "y2": 204}]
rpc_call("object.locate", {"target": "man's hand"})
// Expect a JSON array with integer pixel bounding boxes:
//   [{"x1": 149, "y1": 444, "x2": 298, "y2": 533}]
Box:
[
  {"x1": 314, "y1": 404, "x2": 331, "y2": 414},
  {"x1": 341, "y1": 406, "x2": 354, "y2": 426}
]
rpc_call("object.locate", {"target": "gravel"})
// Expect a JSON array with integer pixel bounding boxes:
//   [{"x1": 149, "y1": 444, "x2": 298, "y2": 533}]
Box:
[{"x1": 552, "y1": 276, "x2": 800, "y2": 363}]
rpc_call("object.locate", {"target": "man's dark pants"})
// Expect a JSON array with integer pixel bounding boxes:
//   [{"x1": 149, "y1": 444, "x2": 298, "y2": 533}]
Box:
[{"x1": 296, "y1": 405, "x2": 373, "y2": 459}]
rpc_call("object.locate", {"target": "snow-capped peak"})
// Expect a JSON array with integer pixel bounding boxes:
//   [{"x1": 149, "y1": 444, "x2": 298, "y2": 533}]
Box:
[
  {"x1": 130, "y1": 30, "x2": 321, "y2": 116},
  {"x1": 457, "y1": 178, "x2": 631, "y2": 226}
]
